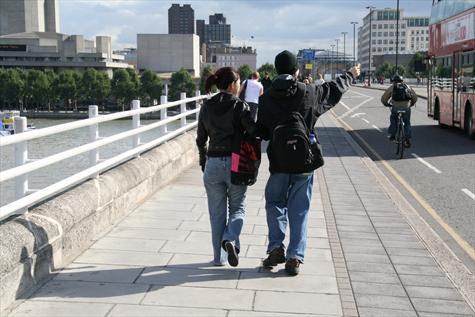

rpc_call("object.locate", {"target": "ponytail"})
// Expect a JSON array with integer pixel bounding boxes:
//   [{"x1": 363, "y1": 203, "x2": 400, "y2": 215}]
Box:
[{"x1": 204, "y1": 67, "x2": 240, "y2": 93}]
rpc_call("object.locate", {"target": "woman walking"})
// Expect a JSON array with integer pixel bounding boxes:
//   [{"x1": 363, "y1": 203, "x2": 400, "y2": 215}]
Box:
[{"x1": 196, "y1": 67, "x2": 259, "y2": 267}]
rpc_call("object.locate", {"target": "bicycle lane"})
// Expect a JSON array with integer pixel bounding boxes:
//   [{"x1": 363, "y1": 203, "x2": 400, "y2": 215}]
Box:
[{"x1": 331, "y1": 87, "x2": 475, "y2": 281}]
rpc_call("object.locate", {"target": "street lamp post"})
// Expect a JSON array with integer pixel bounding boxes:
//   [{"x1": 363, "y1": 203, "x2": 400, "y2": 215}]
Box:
[
  {"x1": 330, "y1": 44, "x2": 335, "y2": 79},
  {"x1": 350, "y1": 22, "x2": 358, "y2": 66},
  {"x1": 335, "y1": 38, "x2": 340, "y2": 74},
  {"x1": 366, "y1": 6, "x2": 375, "y2": 86},
  {"x1": 342, "y1": 32, "x2": 348, "y2": 69},
  {"x1": 395, "y1": 0, "x2": 400, "y2": 73}
]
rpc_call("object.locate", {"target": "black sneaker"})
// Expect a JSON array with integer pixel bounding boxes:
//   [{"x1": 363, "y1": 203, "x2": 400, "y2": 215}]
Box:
[
  {"x1": 224, "y1": 241, "x2": 239, "y2": 267},
  {"x1": 262, "y1": 247, "x2": 286, "y2": 268},
  {"x1": 285, "y1": 258, "x2": 301, "y2": 276},
  {"x1": 388, "y1": 135, "x2": 395, "y2": 141},
  {"x1": 404, "y1": 139, "x2": 411, "y2": 148}
]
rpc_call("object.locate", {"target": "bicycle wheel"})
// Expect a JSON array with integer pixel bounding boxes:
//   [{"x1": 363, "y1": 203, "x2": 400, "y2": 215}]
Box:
[
  {"x1": 395, "y1": 118, "x2": 404, "y2": 158},
  {"x1": 399, "y1": 123, "x2": 405, "y2": 159}
]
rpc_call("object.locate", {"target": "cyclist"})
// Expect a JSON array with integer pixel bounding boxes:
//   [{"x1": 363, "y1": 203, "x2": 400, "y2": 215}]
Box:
[{"x1": 381, "y1": 74, "x2": 418, "y2": 147}]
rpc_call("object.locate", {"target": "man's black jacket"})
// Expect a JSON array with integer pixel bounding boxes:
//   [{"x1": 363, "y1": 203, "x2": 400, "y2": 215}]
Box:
[
  {"x1": 257, "y1": 72, "x2": 353, "y2": 173},
  {"x1": 196, "y1": 92, "x2": 258, "y2": 166}
]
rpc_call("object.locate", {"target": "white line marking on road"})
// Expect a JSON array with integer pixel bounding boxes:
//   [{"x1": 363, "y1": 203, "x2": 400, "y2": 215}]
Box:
[
  {"x1": 461, "y1": 188, "x2": 475, "y2": 200},
  {"x1": 350, "y1": 112, "x2": 366, "y2": 118},
  {"x1": 349, "y1": 89, "x2": 372, "y2": 98},
  {"x1": 362, "y1": 118, "x2": 370, "y2": 124},
  {"x1": 371, "y1": 124, "x2": 383, "y2": 132},
  {"x1": 338, "y1": 97, "x2": 374, "y2": 119},
  {"x1": 338, "y1": 101, "x2": 351, "y2": 111},
  {"x1": 411, "y1": 153, "x2": 442, "y2": 174}
]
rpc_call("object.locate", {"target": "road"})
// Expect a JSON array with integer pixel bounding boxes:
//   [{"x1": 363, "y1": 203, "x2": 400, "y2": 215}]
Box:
[{"x1": 331, "y1": 86, "x2": 475, "y2": 271}]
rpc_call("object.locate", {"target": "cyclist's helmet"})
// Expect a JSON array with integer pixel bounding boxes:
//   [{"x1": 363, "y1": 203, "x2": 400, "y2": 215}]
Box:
[{"x1": 391, "y1": 74, "x2": 404, "y2": 83}]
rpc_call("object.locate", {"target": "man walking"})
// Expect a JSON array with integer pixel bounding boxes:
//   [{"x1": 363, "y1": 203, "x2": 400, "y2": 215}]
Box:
[
  {"x1": 257, "y1": 50, "x2": 360, "y2": 275},
  {"x1": 261, "y1": 72, "x2": 272, "y2": 92},
  {"x1": 240, "y1": 71, "x2": 263, "y2": 120}
]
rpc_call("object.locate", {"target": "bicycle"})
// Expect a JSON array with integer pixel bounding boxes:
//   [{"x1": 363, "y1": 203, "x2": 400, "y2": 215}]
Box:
[{"x1": 394, "y1": 109, "x2": 408, "y2": 159}]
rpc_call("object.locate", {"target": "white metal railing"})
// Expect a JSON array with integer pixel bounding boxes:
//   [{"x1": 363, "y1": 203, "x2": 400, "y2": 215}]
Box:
[{"x1": 0, "y1": 91, "x2": 208, "y2": 220}]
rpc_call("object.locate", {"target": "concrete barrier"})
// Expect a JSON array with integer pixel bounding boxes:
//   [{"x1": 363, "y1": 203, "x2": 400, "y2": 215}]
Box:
[{"x1": 0, "y1": 131, "x2": 198, "y2": 315}]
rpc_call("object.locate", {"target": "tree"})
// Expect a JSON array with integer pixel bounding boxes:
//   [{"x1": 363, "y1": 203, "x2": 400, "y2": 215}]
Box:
[
  {"x1": 375, "y1": 63, "x2": 405, "y2": 79},
  {"x1": 169, "y1": 68, "x2": 196, "y2": 101},
  {"x1": 44, "y1": 69, "x2": 58, "y2": 111},
  {"x1": 408, "y1": 52, "x2": 427, "y2": 77},
  {"x1": 257, "y1": 63, "x2": 277, "y2": 79},
  {"x1": 25, "y1": 70, "x2": 49, "y2": 110},
  {"x1": 199, "y1": 65, "x2": 214, "y2": 94},
  {"x1": 112, "y1": 69, "x2": 138, "y2": 111},
  {"x1": 126, "y1": 68, "x2": 141, "y2": 100},
  {"x1": 0, "y1": 69, "x2": 24, "y2": 109},
  {"x1": 55, "y1": 70, "x2": 78, "y2": 111},
  {"x1": 140, "y1": 70, "x2": 163, "y2": 106},
  {"x1": 80, "y1": 69, "x2": 111, "y2": 109},
  {"x1": 238, "y1": 64, "x2": 252, "y2": 82}
]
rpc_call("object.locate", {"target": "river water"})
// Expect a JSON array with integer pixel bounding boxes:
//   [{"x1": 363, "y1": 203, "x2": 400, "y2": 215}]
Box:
[{"x1": 0, "y1": 118, "x2": 184, "y2": 207}]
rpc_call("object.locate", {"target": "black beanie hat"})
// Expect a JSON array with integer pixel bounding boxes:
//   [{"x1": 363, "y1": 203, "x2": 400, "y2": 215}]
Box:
[{"x1": 275, "y1": 50, "x2": 298, "y2": 75}]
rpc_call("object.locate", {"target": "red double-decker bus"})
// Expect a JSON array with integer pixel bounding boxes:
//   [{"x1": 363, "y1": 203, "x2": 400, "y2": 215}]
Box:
[{"x1": 427, "y1": 0, "x2": 475, "y2": 138}]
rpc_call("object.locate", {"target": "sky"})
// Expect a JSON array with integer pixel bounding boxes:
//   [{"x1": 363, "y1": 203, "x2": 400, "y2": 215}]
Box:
[{"x1": 59, "y1": 0, "x2": 433, "y2": 66}]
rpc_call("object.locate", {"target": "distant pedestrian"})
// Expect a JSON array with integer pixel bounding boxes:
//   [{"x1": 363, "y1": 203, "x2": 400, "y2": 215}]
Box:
[
  {"x1": 257, "y1": 50, "x2": 360, "y2": 276},
  {"x1": 261, "y1": 72, "x2": 272, "y2": 92},
  {"x1": 315, "y1": 73, "x2": 325, "y2": 85},
  {"x1": 240, "y1": 71, "x2": 263, "y2": 121},
  {"x1": 196, "y1": 67, "x2": 259, "y2": 267}
]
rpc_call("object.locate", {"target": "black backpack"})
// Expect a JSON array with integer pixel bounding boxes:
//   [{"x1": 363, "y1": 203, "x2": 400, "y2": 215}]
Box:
[
  {"x1": 392, "y1": 83, "x2": 412, "y2": 102},
  {"x1": 269, "y1": 84, "x2": 324, "y2": 173}
]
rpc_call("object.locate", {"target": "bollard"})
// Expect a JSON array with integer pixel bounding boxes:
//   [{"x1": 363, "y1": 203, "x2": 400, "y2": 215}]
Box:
[
  {"x1": 132, "y1": 100, "x2": 140, "y2": 150},
  {"x1": 14, "y1": 117, "x2": 28, "y2": 203},
  {"x1": 88, "y1": 105, "x2": 99, "y2": 175},
  {"x1": 160, "y1": 95, "x2": 168, "y2": 134},
  {"x1": 180, "y1": 92, "x2": 187, "y2": 127}
]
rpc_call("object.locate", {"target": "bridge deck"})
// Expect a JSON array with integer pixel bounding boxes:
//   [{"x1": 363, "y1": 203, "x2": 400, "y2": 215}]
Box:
[{"x1": 9, "y1": 114, "x2": 473, "y2": 317}]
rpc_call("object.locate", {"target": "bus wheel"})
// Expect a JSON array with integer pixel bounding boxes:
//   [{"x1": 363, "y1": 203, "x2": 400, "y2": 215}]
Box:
[{"x1": 464, "y1": 104, "x2": 474, "y2": 139}]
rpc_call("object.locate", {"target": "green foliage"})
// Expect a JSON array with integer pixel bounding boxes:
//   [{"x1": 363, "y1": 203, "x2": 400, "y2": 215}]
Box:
[
  {"x1": 25, "y1": 70, "x2": 49, "y2": 108},
  {"x1": 54, "y1": 70, "x2": 78, "y2": 110},
  {"x1": 169, "y1": 68, "x2": 196, "y2": 101},
  {"x1": 408, "y1": 52, "x2": 427, "y2": 76},
  {"x1": 0, "y1": 69, "x2": 24, "y2": 107},
  {"x1": 111, "y1": 69, "x2": 140, "y2": 109},
  {"x1": 238, "y1": 64, "x2": 252, "y2": 82},
  {"x1": 257, "y1": 63, "x2": 277, "y2": 79},
  {"x1": 199, "y1": 65, "x2": 214, "y2": 94},
  {"x1": 140, "y1": 70, "x2": 163, "y2": 106},
  {"x1": 375, "y1": 63, "x2": 405, "y2": 79}
]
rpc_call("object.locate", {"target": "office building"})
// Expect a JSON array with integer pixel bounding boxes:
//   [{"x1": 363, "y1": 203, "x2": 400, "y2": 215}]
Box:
[
  {"x1": 0, "y1": 0, "x2": 59, "y2": 36},
  {"x1": 358, "y1": 8, "x2": 429, "y2": 74},
  {"x1": 0, "y1": 33, "x2": 130, "y2": 77},
  {"x1": 168, "y1": 4, "x2": 194, "y2": 34},
  {"x1": 205, "y1": 45, "x2": 256, "y2": 71},
  {"x1": 137, "y1": 34, "x2": 200, "y2": 77},
  {"x1": 204, "y1": 13, "x2": 231, "y2": 45},
  {"x1": 196, "y1": 19, "x2": 205, "y2": 48}
]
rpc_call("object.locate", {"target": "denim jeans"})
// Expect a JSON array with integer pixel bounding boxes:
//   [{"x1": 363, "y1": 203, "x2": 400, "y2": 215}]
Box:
[
  {"x1": 265, "y1": 173, "x2": 314, "y2": 262},
  {"x1": 203, "y1": 156, "x2": 247, "y2": 265},
  {"x1": 247, "y1": 102, "x2": 258, "y2": 121},
  {"x1": 388, "y1": 108, "x2": 412, "y2": 139}
]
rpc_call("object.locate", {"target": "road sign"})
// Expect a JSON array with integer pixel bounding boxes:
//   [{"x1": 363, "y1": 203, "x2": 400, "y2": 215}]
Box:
[{"x1": 302, "y1": 49, "x2": 315, "y2": 61}]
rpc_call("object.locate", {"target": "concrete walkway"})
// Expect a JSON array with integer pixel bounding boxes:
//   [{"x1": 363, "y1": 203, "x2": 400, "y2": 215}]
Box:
[{"x1": 8, "y1": 114, "x2": 474, "y2": 317}]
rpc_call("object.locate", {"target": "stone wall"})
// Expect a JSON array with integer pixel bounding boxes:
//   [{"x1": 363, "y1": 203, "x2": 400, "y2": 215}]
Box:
[{"x1": 0, "y1": 131, "x2": 198, "y2": 315}]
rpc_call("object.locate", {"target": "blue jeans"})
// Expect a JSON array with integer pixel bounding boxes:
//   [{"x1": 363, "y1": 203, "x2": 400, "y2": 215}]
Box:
[
  {"x1": 203, "y1": 156, "x2": 247, "y2": 265},
  {"x1": 265, "y1": 173, "x2": 314, "y2": 262},
  {"x1": 388, "y1": 108, "x2": 412, "y2": 139}
]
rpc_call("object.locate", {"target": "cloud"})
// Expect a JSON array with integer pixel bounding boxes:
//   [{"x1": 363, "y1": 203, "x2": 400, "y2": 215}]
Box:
[{"x1": 59, "y1": 0, "x2": 432, "y2": 66}]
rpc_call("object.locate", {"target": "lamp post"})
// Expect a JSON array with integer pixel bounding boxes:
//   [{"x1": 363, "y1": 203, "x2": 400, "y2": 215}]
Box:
[
  {"x1": 342, "y1": 32, "x2": 348, "y2": 69},
  {"x1": 350, "y1": 21, "x2": 358, "y2": 66},
  {"x1": 335, "y1": 38, "x2": 340, "y2": 73},
  {"x1": 366, "y1": 6, "x2": 376, "y2": 86},
  {"x1": 330, "y1": 44, "x2": 335, "y2": 79},
  {"x1": 395, "y1": 0, "x2": 400, "y2": 73}
]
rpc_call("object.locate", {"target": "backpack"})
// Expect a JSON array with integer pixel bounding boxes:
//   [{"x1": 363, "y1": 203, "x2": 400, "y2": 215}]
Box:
[
  {"x1": 238, "y1": 80, "x2": 248, "y2": 100},
  {"x1": 269, "y1": 84, "x2": 324, "y2": 173},
  {"x1": 392, "y1": 83, "x2": 412, "y2": 102}
]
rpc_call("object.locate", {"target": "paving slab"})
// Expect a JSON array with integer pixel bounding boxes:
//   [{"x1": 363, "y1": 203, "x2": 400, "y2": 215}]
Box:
[
  {"x1": 8, "y1": 301, "x2": 113, "y2": 317},
  {"x1": 108, "y1": 304, "x2": 226, "y2": 317}
]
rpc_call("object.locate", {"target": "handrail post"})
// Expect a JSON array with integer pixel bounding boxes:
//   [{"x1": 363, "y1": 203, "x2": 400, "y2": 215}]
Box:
[
  {"x1": 88, "y1": 105, "x2": 99, "y2": 176},
  {"x1": 14, "y1": 117, "x2": 28, "y2": 204},
  {"x1": 132, "y1": 100, "x2": 140, "y2": 150},
  {"x1": 160, "y1": 95, "x2": 168, "y2": 134},
  {"x1": 180, "y1": 92, "x2": 187, "y2": 127}
]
